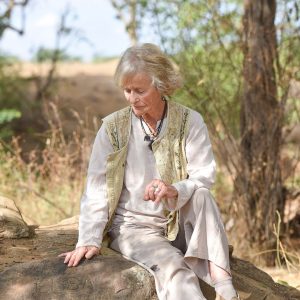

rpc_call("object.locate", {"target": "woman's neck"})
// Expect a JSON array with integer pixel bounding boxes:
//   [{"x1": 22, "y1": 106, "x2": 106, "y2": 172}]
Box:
[{"x1": 142, "y1": 100, "x2": 166, "y2": 128}]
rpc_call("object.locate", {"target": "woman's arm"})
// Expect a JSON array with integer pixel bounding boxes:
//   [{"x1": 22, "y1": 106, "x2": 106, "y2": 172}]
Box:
[
  {"x1": 168, "y1": 110, "x2": 216, "y2": 210},
  {"x1": 144, "y1": 110, "x2": 216, "y2": 211},
  {"x1": 60, "y1": 125, "x2": 113, "y2": 266}
]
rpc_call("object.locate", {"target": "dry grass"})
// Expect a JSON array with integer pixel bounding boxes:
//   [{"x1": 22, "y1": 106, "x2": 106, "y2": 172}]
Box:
[
  {"x1": 0, "y1": 102, "x2": 94, "y2": 225},
  {"x1": 1, "y1": 60, "x2": 126, "y2": 225},
  {"x1": 19, "y1": 60, "x2": 119, "y2": 77},
  {"x1": 262, "y1": 267, "x2": 300, "y2": 290}
]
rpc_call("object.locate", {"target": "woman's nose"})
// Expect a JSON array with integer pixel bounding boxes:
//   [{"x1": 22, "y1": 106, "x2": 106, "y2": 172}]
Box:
[{"x1": 128, "y1": 92, "x2": 140, "y2": 104}]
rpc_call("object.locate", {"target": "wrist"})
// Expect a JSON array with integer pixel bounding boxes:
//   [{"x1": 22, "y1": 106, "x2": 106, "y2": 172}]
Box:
[{"x1": 168, "y1": 185, "x2": 178, "y2": 199}]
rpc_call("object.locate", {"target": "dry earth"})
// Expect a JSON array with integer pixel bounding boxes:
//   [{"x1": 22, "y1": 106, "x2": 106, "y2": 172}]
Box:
[
  {"x1": 5, "y1": 61, "x2": 299, "y2": 292},
  {"x1": 21, "y1": 60, "x2": 127, "y2": 124}
]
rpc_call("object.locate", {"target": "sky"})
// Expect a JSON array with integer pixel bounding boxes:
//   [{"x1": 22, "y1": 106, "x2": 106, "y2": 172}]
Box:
[{"x1": 0, "y1": 0, "x2": 147, "y2": 61}]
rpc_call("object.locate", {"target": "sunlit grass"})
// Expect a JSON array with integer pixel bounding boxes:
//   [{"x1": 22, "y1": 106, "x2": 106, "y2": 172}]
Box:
[{"x1": 0, "y1": 104, "x2": 93, "y2": 225}]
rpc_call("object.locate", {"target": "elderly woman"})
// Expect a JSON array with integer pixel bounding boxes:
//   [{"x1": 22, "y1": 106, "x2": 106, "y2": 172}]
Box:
[{"x1": 60, "y1": 43, "x2": 238, "y2": 300}]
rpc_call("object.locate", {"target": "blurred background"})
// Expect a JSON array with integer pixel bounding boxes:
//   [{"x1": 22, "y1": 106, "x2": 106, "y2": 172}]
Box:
[{"x1": 0, "y1": 0, "x2": 299, "y2": 289}]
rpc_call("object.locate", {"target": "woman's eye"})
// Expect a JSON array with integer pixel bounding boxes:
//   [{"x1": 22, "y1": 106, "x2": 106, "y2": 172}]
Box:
[{"x1": 137, "y1": 90, "x2": 144, "y2": 94}]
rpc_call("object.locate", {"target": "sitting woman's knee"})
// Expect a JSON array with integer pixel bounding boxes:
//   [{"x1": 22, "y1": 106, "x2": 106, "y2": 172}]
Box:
[{"x1": 192, "y1": 187, "x2": 214, "y2": 202}]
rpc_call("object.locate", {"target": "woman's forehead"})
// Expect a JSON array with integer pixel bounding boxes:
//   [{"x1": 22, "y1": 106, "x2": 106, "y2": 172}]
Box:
[{"x1": 121, "y1": 72, "x2": 152, "y2": 88}]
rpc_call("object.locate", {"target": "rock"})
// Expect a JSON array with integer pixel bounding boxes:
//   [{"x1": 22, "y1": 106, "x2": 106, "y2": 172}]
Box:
[
  {"x1": 1, "y1": 250, "x2": 300, "y2": 300},
  {"x1": 1, "y1": 216, "x2": 300, "y2": 300},
  {"x1": 231, "y1": 257, "x2": 300, "y2": 300},
  {"x1": 0, "y1": 249, "x2": 215, "y2": 300},
  {"x1": 0, "y1": 256, "x2": 156, "y2": 300},
  {"x1": 0, "y1": 196, "x2": 33, "y2": 238}
]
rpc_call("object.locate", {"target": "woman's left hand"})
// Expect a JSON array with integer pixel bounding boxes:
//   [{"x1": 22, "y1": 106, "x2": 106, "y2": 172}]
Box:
[{"x1": 144, "y1": 179, "x2": 178, "y2": 204}]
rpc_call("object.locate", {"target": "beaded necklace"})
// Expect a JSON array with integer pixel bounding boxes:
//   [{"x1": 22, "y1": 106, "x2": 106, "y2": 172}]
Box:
[{"x1": 140, "y1": 101, "x2": 167, "y2": 150}]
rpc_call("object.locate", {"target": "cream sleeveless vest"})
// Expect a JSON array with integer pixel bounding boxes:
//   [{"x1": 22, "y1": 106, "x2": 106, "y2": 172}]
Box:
[{"x1": 102, "y1": 101, "x2": 190, "y2": 241}]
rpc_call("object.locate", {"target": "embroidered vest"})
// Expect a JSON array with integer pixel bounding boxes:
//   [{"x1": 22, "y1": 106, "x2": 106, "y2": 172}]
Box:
[{"x1": 102, "y1": 101, "x2": 190, "y2": 241}]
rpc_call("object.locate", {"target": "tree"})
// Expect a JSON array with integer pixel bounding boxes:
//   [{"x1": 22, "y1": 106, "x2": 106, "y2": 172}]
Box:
[
  {"x1": 109, "y1": 0, "x2": 300, "y2": 265},
  {"x1": 33, "y1": 7, "x2": 84, "y2": 101},
  {"x1": 235, "y1": 0, "x2": 284, "y2": 263},
  {"x1": 0, "y1": 0, "x2": 29, "y2": 38},
  {"x1": 110, "y1": 0, "x2": 148, "y2": 45}
]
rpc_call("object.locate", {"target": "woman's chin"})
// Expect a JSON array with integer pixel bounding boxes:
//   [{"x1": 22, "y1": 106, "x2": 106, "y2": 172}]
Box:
[{"x1": 132, "y1": 108, "x2": 145, "y2": 117}]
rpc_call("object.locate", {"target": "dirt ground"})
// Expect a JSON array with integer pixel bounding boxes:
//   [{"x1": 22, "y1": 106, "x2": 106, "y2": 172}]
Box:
[{"x1": 2, "y1": 61, "x2": 299, "y2": 291}]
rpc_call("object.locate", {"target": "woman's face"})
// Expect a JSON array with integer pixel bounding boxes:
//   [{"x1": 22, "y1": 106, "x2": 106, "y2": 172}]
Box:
[{"x1": 122, "y1": 73, "x2": 163, "y2": 119}]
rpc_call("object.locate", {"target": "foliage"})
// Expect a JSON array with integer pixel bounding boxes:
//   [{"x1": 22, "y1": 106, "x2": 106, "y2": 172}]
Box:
[
  {"x1": 0, "y1": 109, "x2": 21, "y2": 139},
  {"x1": 0, "y1": 109, "x2": 21, "y2": 124},
  {"x1": 139, "y1": 0, "x2": 300, "y2": 150},
  {"x1": 121, "y1": 1, "x2": 242, "y2": 136},
  {"x1": 0, "y1": 54, "x2": 26, "y2": 139},
  {"x1": 0, "y1": 1, "x2": 30, "y2": 139}
]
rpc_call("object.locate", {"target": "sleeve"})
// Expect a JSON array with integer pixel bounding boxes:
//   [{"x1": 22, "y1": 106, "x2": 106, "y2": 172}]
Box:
[
  {"x1": 76, "y1": 124, "x2": 113, "y2": 248},
  {"x1": 166, "y1": 110, "x2": 216, "y2": 211}
]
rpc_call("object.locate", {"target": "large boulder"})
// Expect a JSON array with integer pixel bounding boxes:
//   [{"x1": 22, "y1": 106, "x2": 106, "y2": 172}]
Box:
[
  {"x1": 0, "y1": 215, "x2": 300, "y2": 300},
  {"x1": 0, "y1": 250, "x2": 300, "y2": 300}
]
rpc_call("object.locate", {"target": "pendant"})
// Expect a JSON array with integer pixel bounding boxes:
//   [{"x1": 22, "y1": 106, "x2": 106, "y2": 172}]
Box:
[{"x1": 144, "y1": 135, "x2": 151, "y2": 142}]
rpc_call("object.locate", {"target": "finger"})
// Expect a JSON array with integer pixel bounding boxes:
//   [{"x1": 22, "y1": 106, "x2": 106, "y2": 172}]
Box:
[
  {"x1": 151, "y1": 179, "x2": 163, "y2": 200},
  {"x1": 68, "y1": 248, "x2": 83, "y2": 267},
  {"x1": 58, "y1": 252, "x2": 68, "y2": 257},
  {"x1": 85, "y1": 247, "x2": 99, "y2": 259},
  {"x1": 148, "y1": 185, "x2": 156, "y2": 201},
  {"x1": 154, "y1": 185, "x2": 168, "y2": 204},
  {"x1": 144, "y1": 183, "x2": 152, "y2": 200},
  {"x1": 144, "y1": 180, "x2": 159, "y2": 200},
  {"x1": 63, "y1": 251, "x2": 74, "y2": 264},
  {"x1": 72, "y1": 248, "x2": 87, "y2": 267},
  {"x1": 154, "y1": 181, "x2": 166, "y2": 197},
  {"x1": 67, "y1": 252, "x2": 77, "y2": 267},
  {"x1": 153, "y1": 185, "x2": 161, "y2": 194}
]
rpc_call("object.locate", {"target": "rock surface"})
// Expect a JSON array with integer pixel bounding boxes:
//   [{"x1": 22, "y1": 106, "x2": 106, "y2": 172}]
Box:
[
  {"x1": 0, "y1": 214, "x2": 300, "y2": 300},
  {"x1": 0, "y1": 256, "x2": 156, "y2": 300},
  {"x1": 230, "y1": 257, "x2": 300, "y2": 300},
  {"x1": 1, "y1": 250, "x2": 300, "y2": 300}
]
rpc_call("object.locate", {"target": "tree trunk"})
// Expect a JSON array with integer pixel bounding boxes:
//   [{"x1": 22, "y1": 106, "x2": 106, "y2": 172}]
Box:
[
  {"x1": 236, "y1": 0, "x2": 285, "y2": 265},
  {"x1": 110, "y1": 0, "x2": 138, "y2": 45},
  {"x1": 127, "y1": 0, "x2": 138, "y2": 45}
]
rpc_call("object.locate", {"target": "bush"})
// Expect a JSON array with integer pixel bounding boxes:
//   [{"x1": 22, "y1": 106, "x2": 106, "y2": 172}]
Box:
[{"x1": 0, "y1": 53, "x2": 26, "y2": 139}]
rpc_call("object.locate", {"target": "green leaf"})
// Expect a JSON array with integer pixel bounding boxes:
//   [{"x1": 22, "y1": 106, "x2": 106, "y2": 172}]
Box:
[{"x1": 0, "y1": 109, "x2": 21, "y2": 125}]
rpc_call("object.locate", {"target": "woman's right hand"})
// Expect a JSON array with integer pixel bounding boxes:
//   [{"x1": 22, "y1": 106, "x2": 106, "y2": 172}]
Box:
[{"x1": 59, "y1": 246, "x2": 100, "y2": 267}]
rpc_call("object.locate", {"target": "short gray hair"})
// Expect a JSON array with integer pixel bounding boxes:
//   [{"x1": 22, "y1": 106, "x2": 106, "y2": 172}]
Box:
[{"x1": 114, "y1": 43, "x2": 182, "y2": 96}]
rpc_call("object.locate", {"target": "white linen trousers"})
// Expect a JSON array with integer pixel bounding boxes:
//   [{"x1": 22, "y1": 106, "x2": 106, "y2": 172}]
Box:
[{"x1": 109, "y1": 187, "x2": 230, "y2": 300}]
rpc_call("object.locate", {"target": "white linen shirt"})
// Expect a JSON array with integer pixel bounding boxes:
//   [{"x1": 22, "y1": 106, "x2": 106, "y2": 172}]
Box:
[{"x1": 76, "y1": 108, "x2": 216, "y2": 248}]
